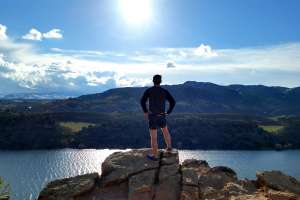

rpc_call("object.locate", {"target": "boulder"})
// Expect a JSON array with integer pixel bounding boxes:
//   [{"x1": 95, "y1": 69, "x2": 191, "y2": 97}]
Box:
[
  {"x1": 182, "y1": 159, "x2": 209, "y2": 169},
  {"x1": 159, "y1": 163, "x2": 180, "y2": 181},
  {"x1": 199, "y1": 166, "x2": 238, "y2": 190},
  {"x1": 257, "y1": 171, "x2": 300, "y2": 195},
  {"x1": 199, "y1": 180, "x2": 256, "y2": 200},
  {"x1": 181, "y1": 159, "x2": 210, "y2": 186},
  {"x1": 76, "y1": 182, "x2": 128, "y2": 200},
  {"x1": 128, "y1": 169, "x2": 156, "y2": 200},
  {"x1": 161, "y1": 150, "x2": 179, "y2": 165},
  {"x1": 180, "y1": 159, "x2": 210, "y2": 200},
  {"x1": 38, "y1": 173, "x2": 99, "y2": 200},
  {"x1": 36, "y1": 149, "x2": 300, "y2": 200},
  {"x1": 231, "y1": 193, "x2": 268, "y2": 200},
  {"x1": 100, "y1": 149, "x2": 160, "y2": 186},
  {"x1": 223, "y1": 182, "x2": 249, "y2": 196},
  {"x1": 198, "y1": 166, "x2": 238, "y2": 200},
  {"x1": 238, "y1": 179, "x2": 257, "y2": 194},
  {"x1": 182, "y1": 167, "x2": 199, "y2": 186},
  {"x1": 180, "y1": 185, "x2": 200, "y2": 200},
  {"x1": 200, "y1": 186, "x2": 228, "y2": 200},
  {"x1": 209, "y1": 166, "x2": 237, "y2": 178},
  {"x1": 267, "y1": 190, "x2": 299, "y2": 200},
  {"x1": 155, "y1": 163, "x2": 181, "y2": 200}
]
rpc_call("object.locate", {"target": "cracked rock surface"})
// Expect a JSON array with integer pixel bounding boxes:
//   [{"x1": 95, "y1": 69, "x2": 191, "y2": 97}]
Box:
[{"x1": 38, "y1": 149, "x2": 300, "y2": 200}]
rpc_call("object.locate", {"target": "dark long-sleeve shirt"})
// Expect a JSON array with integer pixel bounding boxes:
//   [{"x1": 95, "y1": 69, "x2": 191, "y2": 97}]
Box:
[{"x1": 140, "y1": 86, "x2": 176, "y2": 114}]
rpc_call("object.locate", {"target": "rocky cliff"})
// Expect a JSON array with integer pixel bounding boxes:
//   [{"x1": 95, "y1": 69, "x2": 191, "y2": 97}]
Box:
[{"x1": 38, "y1": 149, "x2": 300, "y2": 200}]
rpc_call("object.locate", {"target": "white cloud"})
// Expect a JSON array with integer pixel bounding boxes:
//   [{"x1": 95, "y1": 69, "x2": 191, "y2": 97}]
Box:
[
  {"x1": 50, "y1": 48, "x2": 105, "y2": 58},
  {"x1": 117, "y1": 76, "x2": 151, "y2": 87},
  {"x1": 0, "y1": 39, "x2": 151, "y2": 95},
  {"x1": 50, "y1": 48, "x2": 63, "y2": 52},
  {"x1": 22, "y1": 28, "x2": 43, "y2": 41},
  {"x1": 22, "y1": 28, "x2": 63, "y2": 41},
  {"x1": 0, "y1": 24, "x2": 8, "y2": 40},
  {"x1": 0, "y1": 54, "x2": 5, "y2": 64},
  {"x1": 194, "y1": 44, "x2": 218, "y2": 57},
  {"x1": 1, "y1": 36, "x2": 300, "y2": 96},
  {"x1": 179, "y1": 50, "x2": 187, "y2": 57},
  {"x1": 43, "y1": 29, "x2": 63, "y2": 39}
]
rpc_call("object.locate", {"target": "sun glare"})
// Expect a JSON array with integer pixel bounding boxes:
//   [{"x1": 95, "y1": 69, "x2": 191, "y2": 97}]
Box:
[{"x1": 118, "y1": 0, "x2": 153, "y2": 25}]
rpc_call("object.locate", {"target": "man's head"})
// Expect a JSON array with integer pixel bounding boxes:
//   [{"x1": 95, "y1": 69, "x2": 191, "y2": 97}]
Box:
[{"x1": 153, "y1": 74, "x2": 162, "y2": 85}]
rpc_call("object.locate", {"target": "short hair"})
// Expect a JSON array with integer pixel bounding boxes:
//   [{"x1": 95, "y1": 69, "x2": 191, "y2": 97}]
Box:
[{"x1": 153, "y1": 74, "x2": 162, "y2": 85}]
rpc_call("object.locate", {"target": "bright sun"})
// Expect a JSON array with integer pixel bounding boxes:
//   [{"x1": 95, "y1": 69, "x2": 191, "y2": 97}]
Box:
[{"x1": 118, "y1": 0, "x2": 153, "y2": 25}]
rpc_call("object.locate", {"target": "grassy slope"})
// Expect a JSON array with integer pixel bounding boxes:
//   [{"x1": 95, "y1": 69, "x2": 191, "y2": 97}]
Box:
[
  {"x1": 59, "y1": 122, "x2": 95, "y2": 133},
  {"x1": 259, "y1": 125, "x2": 284, "y2": 133}
]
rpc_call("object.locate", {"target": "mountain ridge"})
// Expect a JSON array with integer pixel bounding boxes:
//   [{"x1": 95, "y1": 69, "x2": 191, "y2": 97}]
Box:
[
  {"x1": 2, "y1": 81, "x2": 300, "y2": 116},
  {"x1": 43, "y1": 81, "x2": 300, "y2": 115}
]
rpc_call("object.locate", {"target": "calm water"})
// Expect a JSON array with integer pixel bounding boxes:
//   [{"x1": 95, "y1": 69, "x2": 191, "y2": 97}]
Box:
[{"x1": 0, "y1": 149, "x2": 300, "y2": 200}]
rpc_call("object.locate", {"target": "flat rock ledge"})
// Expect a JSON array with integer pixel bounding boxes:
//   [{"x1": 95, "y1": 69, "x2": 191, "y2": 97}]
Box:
[{"x1": 38, "y1": 149, "x2": 300, "y2": 200}]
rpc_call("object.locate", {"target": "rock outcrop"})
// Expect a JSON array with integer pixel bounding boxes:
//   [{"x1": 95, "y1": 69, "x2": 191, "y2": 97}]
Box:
[
  {"x1": 38, "y1": 149, "x2": 300, "y2": 200},
  {"x1": 257, "y1": 171, "x2": 300, "y2": 196}
]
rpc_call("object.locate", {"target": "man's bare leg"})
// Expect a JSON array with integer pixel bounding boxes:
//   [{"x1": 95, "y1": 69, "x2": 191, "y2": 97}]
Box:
[
  {"x1": 161, "y1": 126, "x2": 172, "y2": 149},
  {"x1": 150, "y1": 128, "x2": 158, "y2": 157}
]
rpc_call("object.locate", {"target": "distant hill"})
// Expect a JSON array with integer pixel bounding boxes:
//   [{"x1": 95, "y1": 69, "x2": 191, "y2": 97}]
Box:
[
  {"x1": 0, "y1": 92, "x2": 72, "y2": 100},
  {"x1": 39, "y1": 81, "x2": 300, "y2": 116}
]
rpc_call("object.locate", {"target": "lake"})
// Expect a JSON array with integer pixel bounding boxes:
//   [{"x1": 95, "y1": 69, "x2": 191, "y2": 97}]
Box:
[{"x1": 0, "y1": 149, "x2": 300, "y2": 200}]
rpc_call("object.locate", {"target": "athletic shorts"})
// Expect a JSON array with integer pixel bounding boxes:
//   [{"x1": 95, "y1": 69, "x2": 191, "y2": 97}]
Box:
[{"x1": 148, "y1": 113, "x2": 167, "y2": 129}]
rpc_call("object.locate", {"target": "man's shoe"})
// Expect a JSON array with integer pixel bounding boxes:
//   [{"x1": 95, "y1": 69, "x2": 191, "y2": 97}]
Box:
[
  {"x1": 165, "y1": 147, "x2": 173, "y2": 152},
  {"x1": 147, "y1": 154, "x2": 159, "y2": 161}
]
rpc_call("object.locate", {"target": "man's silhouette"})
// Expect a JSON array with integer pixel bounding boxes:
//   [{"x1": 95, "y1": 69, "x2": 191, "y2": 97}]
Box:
[{"x1": 140, "y1": 75, "x2": 176, "y2": 160}]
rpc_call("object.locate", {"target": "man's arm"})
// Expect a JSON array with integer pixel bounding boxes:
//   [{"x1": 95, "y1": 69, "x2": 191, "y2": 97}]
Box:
[
  {"x1": 166, "y1": 90, "x2": 176, "y2": 114},
  {"x1": 140, "y1": 89, "x2": 149, "y2": 113}
]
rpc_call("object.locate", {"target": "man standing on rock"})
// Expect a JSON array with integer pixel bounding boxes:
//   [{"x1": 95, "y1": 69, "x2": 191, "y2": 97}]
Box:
[{"x1": 140, "y1": 74, "x2": 176, "y2": 161}]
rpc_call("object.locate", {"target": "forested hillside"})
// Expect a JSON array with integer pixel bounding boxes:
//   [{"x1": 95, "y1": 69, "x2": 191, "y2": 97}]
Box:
[{"x1": 0, "y1": 112, "x2": 299, "y2": 150}]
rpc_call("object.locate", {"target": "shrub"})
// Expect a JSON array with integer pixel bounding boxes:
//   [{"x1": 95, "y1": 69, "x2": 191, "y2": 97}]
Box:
[{"x1": 0, "y1": 176, "x2": 10, "y2": 199}]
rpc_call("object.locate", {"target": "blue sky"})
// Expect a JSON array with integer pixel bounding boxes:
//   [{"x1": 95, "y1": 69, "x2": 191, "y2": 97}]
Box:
[{"x1": 0, "y1": 0, "x2": 300, "y2": 95}]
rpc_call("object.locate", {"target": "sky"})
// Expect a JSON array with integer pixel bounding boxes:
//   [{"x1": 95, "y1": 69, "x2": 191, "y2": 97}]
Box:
[{"x1": 0, "y1": 0, "x2": 300, "y2": 96}]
